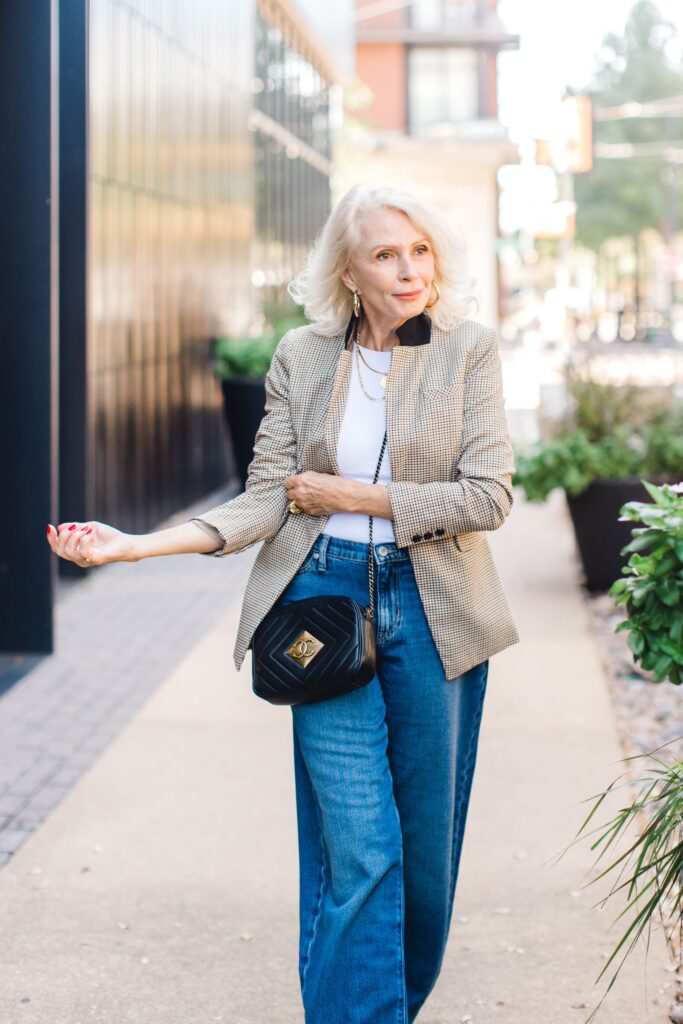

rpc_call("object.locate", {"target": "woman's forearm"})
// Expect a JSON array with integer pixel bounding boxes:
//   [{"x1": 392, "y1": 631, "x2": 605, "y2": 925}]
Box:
[{"x1": 129, "y1": 521, "x2": 222, "y2": 560}]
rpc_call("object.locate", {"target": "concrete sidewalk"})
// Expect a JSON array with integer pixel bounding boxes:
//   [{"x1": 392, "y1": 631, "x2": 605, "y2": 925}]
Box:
[{"x1": 0, "y1": 491, "x2": 672, "y2": 1024}]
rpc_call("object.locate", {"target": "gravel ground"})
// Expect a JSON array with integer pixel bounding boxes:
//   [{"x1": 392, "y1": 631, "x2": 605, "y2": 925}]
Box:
[{"x1": 582, "y1": 589, "x2": 682, "y2": 1018}]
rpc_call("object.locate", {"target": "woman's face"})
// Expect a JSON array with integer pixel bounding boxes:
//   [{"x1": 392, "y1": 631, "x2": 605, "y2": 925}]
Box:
[{"x1": 341, "y1": 207, "x2": 435, "y2": 327}]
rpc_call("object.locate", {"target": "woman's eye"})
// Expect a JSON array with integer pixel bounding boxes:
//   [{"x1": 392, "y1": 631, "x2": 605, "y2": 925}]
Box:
[{"x1": 377, "y1": 251, "x2": 391, "y2": 260}]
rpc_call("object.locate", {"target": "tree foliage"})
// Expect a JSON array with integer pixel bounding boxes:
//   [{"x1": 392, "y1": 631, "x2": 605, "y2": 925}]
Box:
[{"x1": 574, "y1": 0, "x2": 683, "y2": 251}]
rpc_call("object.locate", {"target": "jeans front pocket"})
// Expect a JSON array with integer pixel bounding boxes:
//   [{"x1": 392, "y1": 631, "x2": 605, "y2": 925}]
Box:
[{"x1": 295, "y1": 544, "x2": 321, "y2": 576}]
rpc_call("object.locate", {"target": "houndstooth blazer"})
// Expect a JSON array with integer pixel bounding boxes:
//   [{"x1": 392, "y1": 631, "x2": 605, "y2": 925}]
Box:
[{"x1": 190, "y1": 311, "x2": 520, "y2": 680}]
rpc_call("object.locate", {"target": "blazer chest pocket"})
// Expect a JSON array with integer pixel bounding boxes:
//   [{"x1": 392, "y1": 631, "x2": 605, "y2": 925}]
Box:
[
  {"x1": 420, "y1": 380, "x2": 465, "y2": 403},
  {"x1": 417, "y1": 382, "x2": 465, "y2": 455}
]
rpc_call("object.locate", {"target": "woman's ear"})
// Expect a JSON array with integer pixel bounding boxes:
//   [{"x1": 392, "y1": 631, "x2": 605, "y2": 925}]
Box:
[{"x1": 340, "y1": 268, "x2": 356, "y2": 292}]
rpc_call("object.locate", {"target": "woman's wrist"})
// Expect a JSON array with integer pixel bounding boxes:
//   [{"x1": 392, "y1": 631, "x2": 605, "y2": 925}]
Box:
[{"x1": 346, "y1": 481, "x2": 394, "y2": 520}]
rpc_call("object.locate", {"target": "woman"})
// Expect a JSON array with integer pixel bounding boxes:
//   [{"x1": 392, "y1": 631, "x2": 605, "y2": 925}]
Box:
[{"x1": 47, "y1": 184, "x2": 520, "y2": 1023}]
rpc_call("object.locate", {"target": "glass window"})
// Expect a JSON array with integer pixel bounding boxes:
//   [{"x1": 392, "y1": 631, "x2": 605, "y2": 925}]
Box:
[
  {"x1": 410, "y1": 0, "x2": 481, "y2": 29},
  {"x1": 408, "y1": 46, "x2": 479, "y2": 133}
]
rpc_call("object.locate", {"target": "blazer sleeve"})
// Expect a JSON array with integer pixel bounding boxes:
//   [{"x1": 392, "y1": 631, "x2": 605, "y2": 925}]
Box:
[
  {"x1": 386, "y1": 327, "x2": 515, "y2": 548},
  {"x1": 188, "y1": 331, "x2": 297, "y2": 556}
]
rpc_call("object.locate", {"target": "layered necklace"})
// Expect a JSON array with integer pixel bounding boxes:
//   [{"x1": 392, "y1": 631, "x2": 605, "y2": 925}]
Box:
[{"x1": 353, "y1": 317, "x2": 396, "y2": 403}]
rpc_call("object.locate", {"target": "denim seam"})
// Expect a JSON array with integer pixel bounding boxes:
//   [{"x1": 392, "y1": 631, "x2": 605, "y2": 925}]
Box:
[
  {"x1": 446, "y1": 672, "x2": 488, "y2": 928},
  {"x1": 396, "y1": 844, "x2": 407, "y2": 1024},
  {"x1": 300, "y1": 816, "x2": 326, "y2": 1000}
]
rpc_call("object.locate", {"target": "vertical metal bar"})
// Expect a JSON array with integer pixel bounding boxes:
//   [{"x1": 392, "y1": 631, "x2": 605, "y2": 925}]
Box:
[{"x1": 0, "y1": 0, "x2": 59, "y2": 651}]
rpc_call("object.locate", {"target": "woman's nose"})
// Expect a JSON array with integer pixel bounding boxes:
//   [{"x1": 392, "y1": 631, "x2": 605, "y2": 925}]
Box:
[{"x1": 398, "y1": 258, "x2": 418, "y2": 279}]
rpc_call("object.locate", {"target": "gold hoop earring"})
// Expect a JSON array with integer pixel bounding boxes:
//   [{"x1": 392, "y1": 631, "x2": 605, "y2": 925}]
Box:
[
  {"x1": 424, "y1": 281, "x2": 440, "y2": 308},
  {"x1": 352, "y1": 290, "x2": 361, "y2": 317}
]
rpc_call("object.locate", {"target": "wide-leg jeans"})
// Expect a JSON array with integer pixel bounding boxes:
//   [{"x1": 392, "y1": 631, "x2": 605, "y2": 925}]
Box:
[{"x1": 275, "y1": 533, "x2": 489, "y2": 1024}]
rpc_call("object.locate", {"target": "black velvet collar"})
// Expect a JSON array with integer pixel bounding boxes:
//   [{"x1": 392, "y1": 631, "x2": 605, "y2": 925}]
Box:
[{"x1": 343, "y1": 310, "x2": 432, "y2": 350}]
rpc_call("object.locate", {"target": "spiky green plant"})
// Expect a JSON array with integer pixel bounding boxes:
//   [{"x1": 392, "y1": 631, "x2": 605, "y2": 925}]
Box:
[{"x1": 554, "y1": 738, "x2": 683, "y2": 1023}]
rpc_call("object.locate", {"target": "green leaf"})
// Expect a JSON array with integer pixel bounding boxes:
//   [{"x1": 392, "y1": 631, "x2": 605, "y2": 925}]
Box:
[
  {"x1": 653, "y1": 549, "x2": 680, "y2": 577},
  {"x1": 631, "y1": 581, "x2": 653, "y2": 607},
  {"x1": 658, "y1": 638, "x2": 683, "y2": 665},
  {"x1": 652, "y1": 655, "x2": 674, "y2": 682},
  {"x1": 621, "y1": 529, "x2": 663, "y2": 554},
  {"x1": 641, "y1": 479, "x2": 666, "y2": 503},
  {"x1": 628, "y1": 630, "x2": 645, "y2": 657}
]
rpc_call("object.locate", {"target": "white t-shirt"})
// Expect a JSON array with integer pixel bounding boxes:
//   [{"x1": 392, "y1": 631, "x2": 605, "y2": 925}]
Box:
[{"x1": 323, "y1": 341, "x2": 396, "y2": 543}]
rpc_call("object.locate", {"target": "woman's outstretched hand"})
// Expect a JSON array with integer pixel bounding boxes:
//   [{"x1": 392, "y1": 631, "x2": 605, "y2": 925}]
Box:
[{"x1": 46, "y1": 521, "x2": 135, "y2": 568}]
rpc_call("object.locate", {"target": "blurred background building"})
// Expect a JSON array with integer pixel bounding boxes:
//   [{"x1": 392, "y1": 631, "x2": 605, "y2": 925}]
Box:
[{"x1": 338, "y1": 0, "x2": 521, "y2": 327}]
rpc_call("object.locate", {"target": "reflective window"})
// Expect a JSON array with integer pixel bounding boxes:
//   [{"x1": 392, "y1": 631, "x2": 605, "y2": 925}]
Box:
[
  {"x1": 408, "y1": 46, "x2": 479, "y2": 134},
  {"x1": 410, "y1": 0, "x2": 482, "y2": 29},
  {"x1": 252, "y1": 5, "x2": 331, "y2": 309},
  {"x1": 87, "y1": 0, "x2": 333, "y2": 531}
]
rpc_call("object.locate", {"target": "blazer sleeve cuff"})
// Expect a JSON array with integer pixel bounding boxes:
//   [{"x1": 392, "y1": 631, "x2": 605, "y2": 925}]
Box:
[
  {"x1": 386, "y1": 481, "x2": 455, "y2": 549},
  {"x1": 189, "y1": 516, "x2": 227, "y2": 556}
]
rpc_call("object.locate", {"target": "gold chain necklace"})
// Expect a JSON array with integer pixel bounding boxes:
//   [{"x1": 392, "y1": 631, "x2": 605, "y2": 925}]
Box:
[
  {"x1": 354, "y1": 340, "x2": 385, "y2": 402},
  {"x1": 355, "y1": 328, "x2": 394, "y2": 391}
]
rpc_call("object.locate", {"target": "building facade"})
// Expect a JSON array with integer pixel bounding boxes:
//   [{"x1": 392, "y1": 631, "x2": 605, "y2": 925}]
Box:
[
  {"x1": 341, "y1": 0, "x2": 520, "y2": 328},
  {"x1": 1, "y1": 0, "x2": 347, "y2": 654}
]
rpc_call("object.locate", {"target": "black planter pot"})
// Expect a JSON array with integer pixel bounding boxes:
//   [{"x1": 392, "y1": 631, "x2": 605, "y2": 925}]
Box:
[
  {"x1": 565, "y1": 475, "x2": 678, "y2": 592},
  {"x1": 220, "y1": 377, "x2": 267, "y2": 489}
]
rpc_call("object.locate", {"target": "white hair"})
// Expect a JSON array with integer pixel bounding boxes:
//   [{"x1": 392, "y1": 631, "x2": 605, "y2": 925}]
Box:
[{"x1": 288, "y1": 183, "x2": 481, "y2": 336}]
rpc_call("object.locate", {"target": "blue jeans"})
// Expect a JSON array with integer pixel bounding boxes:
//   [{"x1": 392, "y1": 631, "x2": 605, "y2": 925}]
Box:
[{"x1": 274, "y1": 534, "x2": 490, "y2": 1024}]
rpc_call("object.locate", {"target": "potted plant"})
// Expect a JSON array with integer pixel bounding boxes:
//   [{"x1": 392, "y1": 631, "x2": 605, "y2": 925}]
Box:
[
  {"x1": 513, "y1": 365, "x2": 683, "y2": 591},
  {"x1": 609, "y1": 480, "x2": 683, "y2": 686},
  {"x1": 212, "y1": 301, "x2": 308, "y2": 487}
]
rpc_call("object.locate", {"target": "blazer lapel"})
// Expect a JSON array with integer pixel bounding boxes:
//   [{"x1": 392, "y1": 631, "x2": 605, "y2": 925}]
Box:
[{"x1": 322, "y1": 340, "x2": 352, "y2": 477}]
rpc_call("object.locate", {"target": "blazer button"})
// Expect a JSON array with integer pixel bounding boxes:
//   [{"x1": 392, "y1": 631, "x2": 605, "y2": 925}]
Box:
[
  {"x1": 435, "y1": 528, "x2": 445, "y2": 536},
  {"x1": 423, "y1": 531, "x2": 433, "y2": 539},
  {"x1": 411, "y1": 533, "x2": 423, "y2": 542}
]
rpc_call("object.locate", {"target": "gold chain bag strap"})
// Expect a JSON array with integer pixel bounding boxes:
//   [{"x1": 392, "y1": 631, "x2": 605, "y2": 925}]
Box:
[{"x1": 251, "y1": 428, "x2": 389, "y2": 707}]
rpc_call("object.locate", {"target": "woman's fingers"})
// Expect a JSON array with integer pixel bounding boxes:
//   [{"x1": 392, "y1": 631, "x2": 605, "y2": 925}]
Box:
[
  {"x1": 47, "y1": 522, "x2": 95, "y2": 565},
  {"x1": 62, "y1": 526, "x2": 83, "y2": 561},
  {"x1": 71, "y1": 526, "x2": 94, "y2": 565}
]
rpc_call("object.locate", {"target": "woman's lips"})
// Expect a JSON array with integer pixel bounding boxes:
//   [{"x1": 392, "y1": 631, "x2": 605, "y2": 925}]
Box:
[{"x1": 394, "y1": 289, "x2": 423, "y2": 299}]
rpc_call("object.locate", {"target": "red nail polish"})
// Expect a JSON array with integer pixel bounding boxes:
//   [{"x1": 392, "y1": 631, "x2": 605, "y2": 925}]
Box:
[
  {"x1": 68, "y1": 524, "x2": 76, "y2": 531},
  {"x1": 85, "y1": 528, "x2": 93, "y2": 534}
]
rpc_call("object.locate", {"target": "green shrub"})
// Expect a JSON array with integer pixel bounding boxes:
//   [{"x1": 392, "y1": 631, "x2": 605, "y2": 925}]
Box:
[
  {"x1": 212, "y1": 304, "x2": 308, "y2": 380},
  {"x1": 513, "y1": 405, "x2": 683, "y2": 503},
  {"x1": 212, "y1": 333, "x2": 281, "y2": 380},
  {"x1": 609, "y1": 480, "x2": 683, "y2": 686}
]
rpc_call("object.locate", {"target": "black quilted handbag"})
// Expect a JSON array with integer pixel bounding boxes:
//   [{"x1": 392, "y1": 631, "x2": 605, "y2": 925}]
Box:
[{"x1": 251, "y1": 430, "x2": 388, "y2": 706}]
